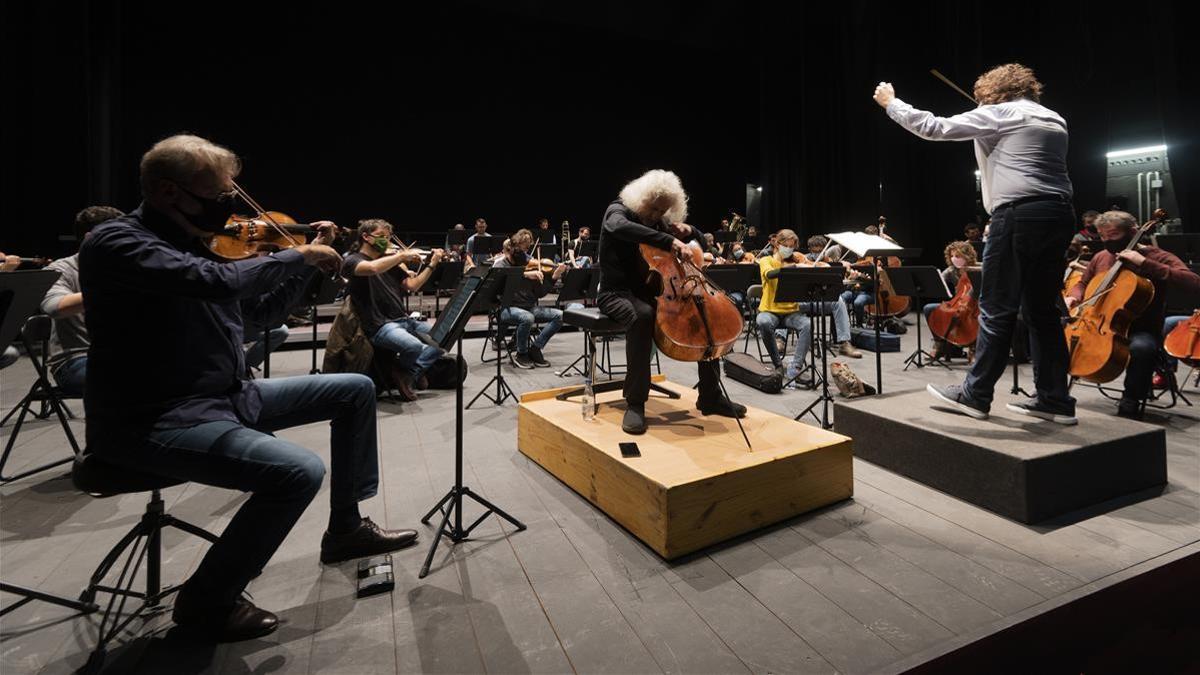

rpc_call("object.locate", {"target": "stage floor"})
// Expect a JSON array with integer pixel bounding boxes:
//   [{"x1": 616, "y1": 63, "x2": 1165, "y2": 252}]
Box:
[{"x1": 1, "y1": 335, "x2": 1197, "y2": 673}]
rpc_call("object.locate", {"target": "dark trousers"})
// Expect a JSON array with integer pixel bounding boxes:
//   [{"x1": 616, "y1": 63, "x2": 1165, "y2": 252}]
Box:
[
  {"x1": 101, "y1": 373, "x2": 379, "y2": 605},
  {"x1": 1124, "y1": 331, "x2": 1160, "y2": 401},
  {"x1": 962, "y1": 199, "x2": 1076, "y2": 410},
  {"x1": 596, "y1": 290, "x2": 720, "y2": 404}
]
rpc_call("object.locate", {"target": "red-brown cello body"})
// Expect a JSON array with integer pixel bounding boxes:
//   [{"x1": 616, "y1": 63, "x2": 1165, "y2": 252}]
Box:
[
  {"x1": 927, "y1": 272, "x2": 979, "y2": 347},
  {"x1": 639, "y1": 242, "x2": 743, "y2": 362}
]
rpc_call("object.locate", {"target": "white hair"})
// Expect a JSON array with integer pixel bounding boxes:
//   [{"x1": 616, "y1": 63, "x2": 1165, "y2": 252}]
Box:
[
  {"x1": 140, "y1": 134, "x2": 240, "y2": 195},
  {"x1": 619, "y1": 169, "x2": 688, "y2": 224}
]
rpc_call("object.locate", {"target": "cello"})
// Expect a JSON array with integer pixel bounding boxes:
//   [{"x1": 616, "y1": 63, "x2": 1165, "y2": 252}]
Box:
[
  {"x1": 863, "y1": 217, "x2": 911, "y2": 319},
  {"x1": 1064, "y1": 209, "x2": 1164, "y2": 383},
  {"x1": 928, "y1": 269, "x2": 980, "y2": 347},
  {"x1": 638, "y1": 240, "x2": 743, "y2": 362},
  {"x1": 1164, "y1": 310, "x2": 1200, "y2": 365}
]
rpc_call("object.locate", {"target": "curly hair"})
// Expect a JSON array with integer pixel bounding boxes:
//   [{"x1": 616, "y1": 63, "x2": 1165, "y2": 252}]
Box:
[
  {"x1": 973, "y1": 63, "x2": 1043, "y2": 105},
  {"x1": 944, "y1": 240, "x2": 977, "y2": 267},
  {"x1": 619, "y1": 169, "x2": 688, "y2": 225}
]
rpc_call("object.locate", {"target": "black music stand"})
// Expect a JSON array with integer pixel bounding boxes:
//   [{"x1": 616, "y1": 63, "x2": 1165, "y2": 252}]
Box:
[
  {"x1": 887, "y1": 266, "x2": 951, "y2": 371},
  {"x1": 470, "y1": 235, "x2": 503, "y2": 261},
  {"x1": 416, "y1": 270, "x2": 525, "y2": 578},
  {"x1": 864, "y1": 247, "x2": 921, "y2": 394},
  {"x1": 445, "y1": 229, "x2": 469, "y2": 248},
  {"x1": 774, "y1": 268, "x2": 846, "y2": 429},
  {"x1": 0, "y1": 270, "x2": 99, "y2": 617},
  {"x1": 555, "y1": 268, "x2": 599, "y2": 377},
  {"x1": 466, "y1": 267, "x2": 525, "y2": 408}
]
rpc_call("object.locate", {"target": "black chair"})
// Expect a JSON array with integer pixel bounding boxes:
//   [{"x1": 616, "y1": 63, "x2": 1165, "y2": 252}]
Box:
[
  {"x1": 555, "y1": 307, "x2": 675, "y2": 411},
  {"x1": 71, "y1": 451, "x2": 219, "y2": 671},
  {"x1": 0, "y1": 315, "x2": 81, "y2": 483}
]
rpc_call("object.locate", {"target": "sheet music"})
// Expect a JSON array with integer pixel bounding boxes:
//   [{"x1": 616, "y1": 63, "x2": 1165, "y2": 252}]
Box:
[{"x1": 825, "y1": 232, "x2": 902, "y2": 257}]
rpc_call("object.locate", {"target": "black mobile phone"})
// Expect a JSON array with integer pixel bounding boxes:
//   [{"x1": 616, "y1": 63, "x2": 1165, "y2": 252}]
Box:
[{"x1": 619, "y1": 442, "x2": 641, "y2": 458}]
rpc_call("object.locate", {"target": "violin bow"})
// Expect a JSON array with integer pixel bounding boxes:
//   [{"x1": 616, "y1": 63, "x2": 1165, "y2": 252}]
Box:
[
  {"x1": 230, "y1": 180, "x2": 304, "y2": 248},
  {"x1": 930, "y1": 69, "x2": 978, "y2": 106}
]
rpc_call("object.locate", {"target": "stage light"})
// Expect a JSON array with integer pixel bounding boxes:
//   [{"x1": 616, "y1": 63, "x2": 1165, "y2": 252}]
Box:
[
  {"x1": 1106, "y1": 144, "x2": 1167, "y2": 158},
  {"x1": 974, "y1": 170, "x2": 981, "y2": 178},
  {"x1": 756, "y1": 186, "x2": 762, "y2": 192}
]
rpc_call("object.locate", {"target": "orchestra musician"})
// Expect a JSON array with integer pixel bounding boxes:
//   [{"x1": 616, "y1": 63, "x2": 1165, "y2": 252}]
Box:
[
  {"x1": 36, "y1": 206, "x2": 124, "y2": 396},
  {"x1": 596, "y1": 169, "x2": 745, "y2": 435},
  {"x1": 963, "y1": 223, "x2": 983, "y2": 243},
  {"x1": 534, "y1": 217, "x2": 558, "y2": 261},
  {"x1": 566, "y1": 225, "x2": 593, "y2": 268},
  {"x1": 876, "y1": 63, "x2": 1078, "y2": 424},
  {"x1": 756, "y1": 229, "x2": 815, "y2": 382},
  {"x1": 342, "y1": 218, "x2": 446, "y2": 401},
  {"x1": 465, "y1": 217, "x2": 491, "y2": 261},
  {"x1": 1065, "y1": 210, "x2": 1200, "y2": 418},
  {"x1": 491, "y1": 228, "x2": 569, "y2": 369},
  {"x1": 79, "y1": 134, "x2": 420, "y2": 642},
  {"x1": 923, "y1": 241, "x2": 978, "y2": 361}
]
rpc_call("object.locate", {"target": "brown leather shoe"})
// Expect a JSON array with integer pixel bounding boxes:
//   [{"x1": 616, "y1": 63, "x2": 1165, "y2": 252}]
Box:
[
  {"x1": 320, "y1": 517, "x2": 419, "y2": 564},
  {"x1": 173, "y1": 592, "x2": 278, "y2": 643}
]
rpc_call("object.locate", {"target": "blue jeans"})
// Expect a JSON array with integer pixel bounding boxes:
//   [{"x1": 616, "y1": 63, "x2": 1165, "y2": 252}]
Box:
[
  {"x1": 244, "y1": 324, "x2": 290, "y2": 369},
  {"x1": 499, "y1": 306, "x2": 563, "y2": 353},
  {"x1": 52, "y1": 354, "x2": 88, "y2": 396},
  {"x1": 843, "y1": 290, "x2": 874, "y2": 323},
  {"x1": 799, "y1": 301, "x2": 852, "y2": 343},
  {"x1": 100, "y1": 373, "x2": 378, "y2": 605},
  {"x1": 373, "y1": 318, "x2": 442, "y2": 376},
  {"x1": 962, "y1": 198, "x2": 1076, "y2": 410},
  {"x1": 756, "y1": 311, "x2": 811, "y2": 369}
]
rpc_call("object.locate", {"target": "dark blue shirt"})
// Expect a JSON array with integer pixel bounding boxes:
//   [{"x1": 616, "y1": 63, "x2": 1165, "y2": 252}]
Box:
[{"x1": 79, "y1": 203, "x2": 317, "y2": 448}]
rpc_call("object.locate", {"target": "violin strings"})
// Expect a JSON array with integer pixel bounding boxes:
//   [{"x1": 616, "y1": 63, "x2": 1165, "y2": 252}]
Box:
[{"x1": 231, "y1": 180, "x2": 303, "y2": 247}]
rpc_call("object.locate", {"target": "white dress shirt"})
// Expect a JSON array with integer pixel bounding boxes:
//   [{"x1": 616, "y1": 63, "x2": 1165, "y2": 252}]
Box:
[{"x1": 885, "y1": 98, "x2": 1073, "y2": 214}]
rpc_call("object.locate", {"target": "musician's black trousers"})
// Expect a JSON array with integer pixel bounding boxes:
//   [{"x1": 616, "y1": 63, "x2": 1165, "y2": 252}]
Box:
[
  {"x1": 963, "y1": 199, "x2": 1076, "y2": 410},
  {"x1": 597, "y1": 290, "x2": 721, "y2": 405}
]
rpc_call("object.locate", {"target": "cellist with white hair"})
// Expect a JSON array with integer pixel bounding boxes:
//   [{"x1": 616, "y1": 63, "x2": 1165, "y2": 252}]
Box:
[{"x1": 596, "y1": 170, "x2": 746, "y2": 435}]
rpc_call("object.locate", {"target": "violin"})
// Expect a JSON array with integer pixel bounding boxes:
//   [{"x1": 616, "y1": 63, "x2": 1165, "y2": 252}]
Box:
[
  {"x1": 1163, "y1": 310, "x2": 1200, "y2": 365},
  {"x1": 639, "y1": 239, "x2": 743, "y2": 362},
  {"x1": 928, "y1": 268, "x2": 980, "y2": 347},
  {"x1": 525, "y1": 257, "x2": 558, "y2": 274},
  {"x1": 1065, "y1": 209, "x2": 1165, "y2": 383},
  {"x1": 206, "y1": 181, "x2": 345, "y2": 261}
]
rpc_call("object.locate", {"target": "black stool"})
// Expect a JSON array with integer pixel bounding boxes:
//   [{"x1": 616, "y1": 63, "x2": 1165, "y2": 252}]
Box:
[
  {"x1": 71, "y1": 451, "x2": 218, "y2": 671},
  {"x1": 555, "y1": 307, "x2": 677, "y2": 412}
]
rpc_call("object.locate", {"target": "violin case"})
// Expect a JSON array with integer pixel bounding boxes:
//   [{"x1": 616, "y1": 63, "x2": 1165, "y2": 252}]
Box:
[
  {"x1": 723, "y1": 351, "x2": 783, "y2": 394},
  {"x1": 850, "y1": 326, "x2": 901, "y2": 353}
]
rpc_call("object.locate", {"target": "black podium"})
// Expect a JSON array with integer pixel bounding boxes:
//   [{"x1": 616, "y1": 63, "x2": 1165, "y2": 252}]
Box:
[
  {"x1": 886, "y1": 266, "x2": 951, "y2": 371},
  {"x1": 416, "y1": 268, "x2": 526, "y2": 577},
  {"x1": 773, "y1": 268, "x2": 846, "y2": 429}
]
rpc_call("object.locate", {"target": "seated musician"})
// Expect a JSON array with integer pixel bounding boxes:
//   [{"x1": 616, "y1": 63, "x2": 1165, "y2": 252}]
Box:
[
  {"x1": 38, "y1": 206, "x2": 124, "y2": 395},
  {"x1": 1, "y1": 250, "x2": 28, "y2": 369},
  {"x1": 465, "y1": 217, "x2": 492, "y2": 262},
  {"x1": 1159, "y1": 314, "x2": 1191, "y2": 387},
  {"x1": 1071, "y1": 210, "x2": 1101, "y2": 252},
  {"x1": 342, "y1": 218, "x2": 446, "y2": 401},
  {"x1": 597, "y1": 169, "x2": 745, "y2": 435},
  {"x1": 491, "y1": 228, "x2": 568, "y2": 368},
  {"x1": 80, "y1": 134, "x2": 419, "y2": 642},
  {"x1": 963, "y1": 223, "x2": 983, "y2": 243},
  {"x1": 755, "y1": 229, "x2": 815, "y2": 382},
  {"x1": 534, "y1": 217, "x2": 559, "y2": 261},
  {"x1": 923, "y1": 241, "x2": 978, "y2": 361},
  {"x1": 567, "y1": 225, "x2": 593, "y2": 268},
  {"x1": 1065, "y1": 210, "x2": 1200, "y2": 418}
]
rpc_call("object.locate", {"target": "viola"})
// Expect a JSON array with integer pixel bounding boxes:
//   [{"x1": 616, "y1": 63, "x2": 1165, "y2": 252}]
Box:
[
  {"x1": 639, "y1": 240, "x2": 743, "y2": 362},
  {"x1": 1164, "y1": 310, "x2": 1200, "y2": 364},
  {"x1": 1064, "y1": 209, "x2": 1164, "y2": 383},
  {"x1": 209, "y1": 211, "x2": 314, "y2": 259},
  {"x1": 928, "y1": 270, "x2": 979, "y2": 347}
]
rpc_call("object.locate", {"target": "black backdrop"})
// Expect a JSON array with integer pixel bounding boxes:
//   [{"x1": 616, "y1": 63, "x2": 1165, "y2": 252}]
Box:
[{"x1": 2, "y1": 1, "x2": 1193, "y2": 264}]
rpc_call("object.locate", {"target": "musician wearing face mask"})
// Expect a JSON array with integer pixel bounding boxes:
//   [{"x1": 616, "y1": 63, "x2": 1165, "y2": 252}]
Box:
[
  {"x1": 1065, "y1": 210, "x2": 1200, "y2": 418},
  {"x1": 491, "y1": 228, "x2": 568, "y2": 368},
  {"x1": 80, "y1": 135, "x2": 421, "y2": 643},
  {"x1": 924, "y1": 241, "x2": 978, "y2": 361},
  {"x1": 342, "y1": 219, "x2": 446, "y2": 401},
  {"x1": 597, "y1": 169, "x2": 745, "y2": 435}
]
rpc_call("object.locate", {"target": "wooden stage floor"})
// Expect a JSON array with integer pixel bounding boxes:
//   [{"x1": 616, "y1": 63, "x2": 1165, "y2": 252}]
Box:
[{"x1": 1, "y1": 334, "x2": 1197, "y2": 673}]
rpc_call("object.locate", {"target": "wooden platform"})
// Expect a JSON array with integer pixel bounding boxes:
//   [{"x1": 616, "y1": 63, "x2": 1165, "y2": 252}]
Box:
[{"x1": 517, "y1": 378, "x2": 854, "y2": 558}]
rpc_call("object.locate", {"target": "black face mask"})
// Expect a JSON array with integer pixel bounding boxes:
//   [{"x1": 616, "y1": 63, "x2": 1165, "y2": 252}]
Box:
[
  {"x1": 178, "y1": 186, "x2": 238, "y2": 233},
  {"x1": 1103, "y1": 236, "x2": 1133, "y2": 254},
  {"x1": 510, "y1": 250, "x2": 528, "y2": 265}
]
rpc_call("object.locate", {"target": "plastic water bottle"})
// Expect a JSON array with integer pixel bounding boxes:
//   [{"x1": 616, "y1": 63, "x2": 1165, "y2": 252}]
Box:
[{"x1": 582, "y1": 378, "x2": 595, "y2": 421}]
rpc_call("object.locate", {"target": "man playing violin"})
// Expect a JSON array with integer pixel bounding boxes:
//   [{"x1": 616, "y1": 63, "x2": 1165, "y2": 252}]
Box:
[
  {"x1": 876, "y1": 63, "x2": 1078, "y2": 424},
  {"x1": 491, "y1": 228, "x2": 569, "y2": 368},
  {"x1": 597, "y1": 169, "x2": 745, "y2": 435},
  {"x1": 80, "y1": 134, "x2": 420, "y2": 643},
  {"x1": 342, "y1": 218, "x2": 446, "y2": 401},
  {"x1": 1065, "y1": 210, "x2": 1200, "y2": 418}
]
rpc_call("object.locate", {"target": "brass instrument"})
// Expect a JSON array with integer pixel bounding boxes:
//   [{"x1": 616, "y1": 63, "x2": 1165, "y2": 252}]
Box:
[{"x1": 560, "y1": 219, "x2": 571, "y2": 259}]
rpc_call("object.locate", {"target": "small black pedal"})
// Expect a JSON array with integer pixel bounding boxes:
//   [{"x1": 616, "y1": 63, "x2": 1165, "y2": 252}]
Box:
[{"x1": 356, "y1": 554, "x2": 395, "y2": 598}]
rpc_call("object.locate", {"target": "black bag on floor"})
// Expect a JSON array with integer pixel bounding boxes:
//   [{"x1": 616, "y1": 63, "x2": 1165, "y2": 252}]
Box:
[
  {"x1": 424, "y1": 354, "x2": 467, "y2": 389},
  {"x1": 723, "y1": 351, "x2": 782, "y2": 394}
]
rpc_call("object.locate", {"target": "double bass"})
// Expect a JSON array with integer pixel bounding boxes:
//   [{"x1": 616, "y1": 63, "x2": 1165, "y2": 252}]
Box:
[
  {"x1": 863, "y1": 217, "x2": 911, "y2": 319},
  {"x1": 1064, "y1": 210, "x2": 1164, "y2": 383},
  {"x1": 928, "y1": 268, "x2": 980, "y2": 347},
  {"x1": 639, "y1": 239, "x2": 743, "y2": 362}
]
